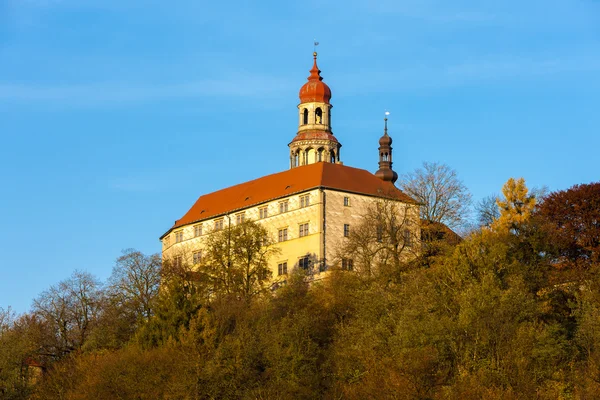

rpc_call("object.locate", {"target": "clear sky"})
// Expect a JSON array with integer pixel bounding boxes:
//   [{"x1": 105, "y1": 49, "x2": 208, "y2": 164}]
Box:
[{"x1": 1, "y1": 0, "x2": 599, "y2": 314}]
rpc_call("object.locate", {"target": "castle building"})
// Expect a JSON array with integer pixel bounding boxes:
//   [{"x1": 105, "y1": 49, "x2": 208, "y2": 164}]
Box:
[{"x1": 160, "y1": 52, "x2": 419, "y2": 276}]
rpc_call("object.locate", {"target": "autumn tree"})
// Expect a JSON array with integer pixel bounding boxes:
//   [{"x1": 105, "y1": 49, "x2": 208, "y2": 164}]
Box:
[
  {"x1": 400, "y1": 162, "x2": 472, "y2": 229},
  {"x1": 491, "y1": 177, "x2": 537, "y2": 235},
  {"x1": 334, "y1": 196, "x2": 419, "y2": 281},
  {"x1": 475, "y1": 193, "x2": 501, "y2": 228},
  {"x1": 32, "y1": 271, "x2": 103, "y2": 357},
  {"x1": 199, "y1": 219, "x2": 279, "y2": 301},
  {"x1": 536, "y1": 182, "x2": 600, "y2": 271},
  {"x1": 107, "y1": 249, "x2": 161, "y2": 321}
]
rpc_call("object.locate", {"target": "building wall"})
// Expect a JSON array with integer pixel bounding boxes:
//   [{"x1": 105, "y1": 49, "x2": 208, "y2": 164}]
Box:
[
  {"x1": 161, "y1": 187, "x2": 420, "y2": 280},
  {"x1": 162, "y1": 188, "x2": 324, "y2": 279},
  {"x1": 323, "y1": 190, "x2": 421, "y2": 267}
]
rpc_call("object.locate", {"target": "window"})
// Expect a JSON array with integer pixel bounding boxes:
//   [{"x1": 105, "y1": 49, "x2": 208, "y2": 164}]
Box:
[
  {"x1": 299, "y1": 223, "x2": 309, "y2": 237},
  {"x1": 278, "y1": 262, "x2": 288, "y2": 276},
  {"x1": 278, "y1": 228, "x2": 288, "y2": 242},
  {"x1": 259, "y1": 206, "x2": 268, "y2": 219},
  {"x1": 376, "y1": 226, "x2": 383, "y2": 242},
  {"x1": 279, "y1": 201, "x2": 289, "y2": 214},
  {"x1": 236, "y1": 212, "x2": 245, "y2": 224},
  {"x1": 343, "y1": 196, "x2": 351, "y2": 207},
  {"x1": 300, "y1": 194, "x2": 310, "y2": 208},
  {"x1": 173, "y1": 256, "x2": 183, "y2": 268},
  {"x1": 302, "y1": 108, "x2": 308, "y2": 125},
  {"x1": 315, "y1": 107, "x2": 322, "y2": 124},
  {"x1": 404, "y1": 229, "x2": 412, "y2": 247},
  {"x1": 342, "y1": 258, "x2": 354, "y2": 271},
  {"x1": 343, "y1": 224, "x2": 350, "y2": 237},
  {"x1": 175, "y1": 230, "x2": 184, "y2": 243},
  {"x1": 194, "y1": 224, "x2": 203, "y2": 237},
  {"x1": 214, "y1": 218, "x2": 224, "y2": 231},
  {"x1": 299, "y1": 256, "x2": 310, "y2": 270},
  {"x1": 163, "y1": 236, "x2": 170, "y2": 247},
  {"x1": 193, "y1": 251, "x2": 202, "y2": 265}
]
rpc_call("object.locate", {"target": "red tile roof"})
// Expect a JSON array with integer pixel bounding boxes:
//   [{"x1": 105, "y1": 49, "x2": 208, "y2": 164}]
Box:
[{"x1": 161, "y1": 162, "x2": 416, "y2": 238}]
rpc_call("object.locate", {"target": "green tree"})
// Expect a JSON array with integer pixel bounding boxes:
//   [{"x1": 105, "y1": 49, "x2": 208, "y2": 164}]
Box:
[{"x1": 200, "y1": 219, "x2": 279, "y2": 301}]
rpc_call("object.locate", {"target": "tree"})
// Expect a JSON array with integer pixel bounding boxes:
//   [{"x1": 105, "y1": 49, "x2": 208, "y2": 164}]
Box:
[
  {"x1": 107, "y1": 249, "x2": 161, "y2": 321},
  {"x1": 32, "y1": 271, "x2": 102, "y2": 357},
  {"x1": 475, "y1": 194, "x2": 501, "y2": 228},
  {"x1": 199, "y1": 220, "x2": 279, "y2": 301},
  {"x1": 492, "y1": 177, "x2": 536, "y2": 234},
  {"x1": 535, "y1": 182, "x2": 600, "y2": 271},
  {"x1": 400, "y1": 162, "x2": 472, "y2": 229},
  {"x1": 334, "y1": 196, "x2": 419, "y2": 280}
]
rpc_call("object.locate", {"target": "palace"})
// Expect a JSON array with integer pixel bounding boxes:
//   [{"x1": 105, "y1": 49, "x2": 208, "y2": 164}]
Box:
[{"x1": 160, "y1": 52, "x2": 419, "y2": 277}]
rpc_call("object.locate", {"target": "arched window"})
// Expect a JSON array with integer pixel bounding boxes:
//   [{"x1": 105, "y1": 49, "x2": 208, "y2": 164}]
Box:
[
  {"x1": 302, "y1": 109, "x2": 308, "y2": 125},
  {"x1": 384, "y1": 152, "x2": 389, "y2": 161},
  {"x1": 294, "y1": 152, "x2": 299, "y2": 167},
  {"x1": 315, "y1": 108, "x2": 323, "y2": 124},
  {"x1": 330, "y1": 151, "x2": 336, "y2": 163},
  {"x1": 317, "y1": 148, "x2": 323, "y2": 162}
]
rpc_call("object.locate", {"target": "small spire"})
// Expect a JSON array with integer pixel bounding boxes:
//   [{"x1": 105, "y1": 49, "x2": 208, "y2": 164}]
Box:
[
  {"x1": 384, "y1": 111, "x2": 390, "y2": 136},
  {"x1": 308, "y1": 51, "x2": 323, "y2": 82}
]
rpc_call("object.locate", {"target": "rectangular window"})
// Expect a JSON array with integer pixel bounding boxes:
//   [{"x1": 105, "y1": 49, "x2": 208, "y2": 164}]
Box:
[
  {"x1": 344, "y1": 196, "x2": 351, "y2": 207},
  {"x1": 278, "y1": 228, "x2": 288, "y2": 242},
  {"x1": 236, "y1": 212, "x2": 245, "y2": 224},
  {"x1": 259, "y1": 206, "x2": 268, "y2": 219},
  {"x1": 279, "y1": 201, "x2": 289, "y2": 214},
  {"x1": 404, "y1": 229, "x2": 412, "y2": 247},
  {"x1": 342, "y1": 258, "x2": 354, "y2": 271},
  {"x1": 175, "y1": 230, "x2": 184, "y2": 243},
  {"x1": 214, "y1": 218, "x2": 224, "y2": 231},
  {"x1": 343, "y1": 224, "x2": 350, "y2": 237},
  {"x1": 376, "y1": 226, "x2": 383, "y2": 242},
  {"x1": 278, "y1": 262, "x2": 288, "y2": 276},
  {"x1": 299, "y1": 256, "x2": 310, "y2": 270},
  {"x1": 300, "y1": 194, "x2": 310, "y2": 208},
  {"x1": 193, "y1": 251, "x2": 202, "y2": 265},
  {"x1": 194, "y1": 224, "x2": 203, "y2": 237},
  {"x1": 163, "y1": 236, "x2": 170, "y2": 246},
  {"x1": 299, "y1": 222, "x2": 309, "y2": 237},
  {"x1": 174, "y1": 255, "x2": 183, "y2": 268}
]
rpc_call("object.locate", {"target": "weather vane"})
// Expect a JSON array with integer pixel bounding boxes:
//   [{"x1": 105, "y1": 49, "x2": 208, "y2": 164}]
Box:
[{"x1": 313, "y1": 40, "x2": 319, "y2": 53}]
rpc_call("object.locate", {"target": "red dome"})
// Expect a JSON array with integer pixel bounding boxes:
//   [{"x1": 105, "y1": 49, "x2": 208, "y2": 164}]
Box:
[{"x1": 299, "y1": 52, "x2": 331, "y2": 104}]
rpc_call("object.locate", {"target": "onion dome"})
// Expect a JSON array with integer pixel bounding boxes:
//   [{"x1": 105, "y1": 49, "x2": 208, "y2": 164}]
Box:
[{"x1": 299, "y1": 52, "x2": 331, "y2": 104}]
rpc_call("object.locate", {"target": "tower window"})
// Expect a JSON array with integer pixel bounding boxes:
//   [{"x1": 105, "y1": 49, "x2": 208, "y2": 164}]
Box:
[
  {"x1": 302, "y1": 108, "x2": 308, "y2": 125},
  {"x1": 343, "y1": 224, "x2": 350, "y2": 237},
  {"x1": 315, "y1": 108, "x2": 323, "y2": 124}
]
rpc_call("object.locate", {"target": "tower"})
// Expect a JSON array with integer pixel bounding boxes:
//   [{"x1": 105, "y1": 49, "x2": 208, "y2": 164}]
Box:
[
  {"x1": 375, "y1": 113, "x2": 398, "y2": 184},
  {"x1": 289, "y1": 52, "x2": 342, "y2": 168}
]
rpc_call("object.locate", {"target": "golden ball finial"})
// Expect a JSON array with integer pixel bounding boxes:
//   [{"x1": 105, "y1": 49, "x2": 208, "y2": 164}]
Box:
[{"x1": 313, "y1": 51, "x2": 317, "y2": 57}]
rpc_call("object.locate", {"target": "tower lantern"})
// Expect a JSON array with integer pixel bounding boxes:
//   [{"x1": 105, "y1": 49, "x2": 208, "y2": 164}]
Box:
[
  {"x1": 289, "y1": 52, "x2": 342, "y2": 168},
  {"x1": 375, "y1": 112, "x2": 398, "y2": 184}
]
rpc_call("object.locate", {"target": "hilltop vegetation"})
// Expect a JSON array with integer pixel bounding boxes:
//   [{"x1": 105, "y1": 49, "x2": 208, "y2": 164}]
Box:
[{"x1": 1, "y1": 179, "x2": 599, "y2": 399}]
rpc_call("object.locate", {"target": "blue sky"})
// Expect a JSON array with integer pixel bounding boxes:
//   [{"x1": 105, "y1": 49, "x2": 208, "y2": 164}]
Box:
[{"x1": 1, "y1": 0, "x2": 599, "y2": 313}]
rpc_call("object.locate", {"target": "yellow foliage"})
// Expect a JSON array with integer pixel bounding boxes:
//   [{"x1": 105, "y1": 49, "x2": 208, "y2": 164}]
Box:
[{"x1": 492, "y1": 177, "x2": 536, "y2": 233}]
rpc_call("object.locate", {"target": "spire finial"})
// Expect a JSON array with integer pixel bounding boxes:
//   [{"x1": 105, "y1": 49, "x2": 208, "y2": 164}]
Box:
[{"x1": 384, "y1": 111, "x2": 390, "y2": 136}]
